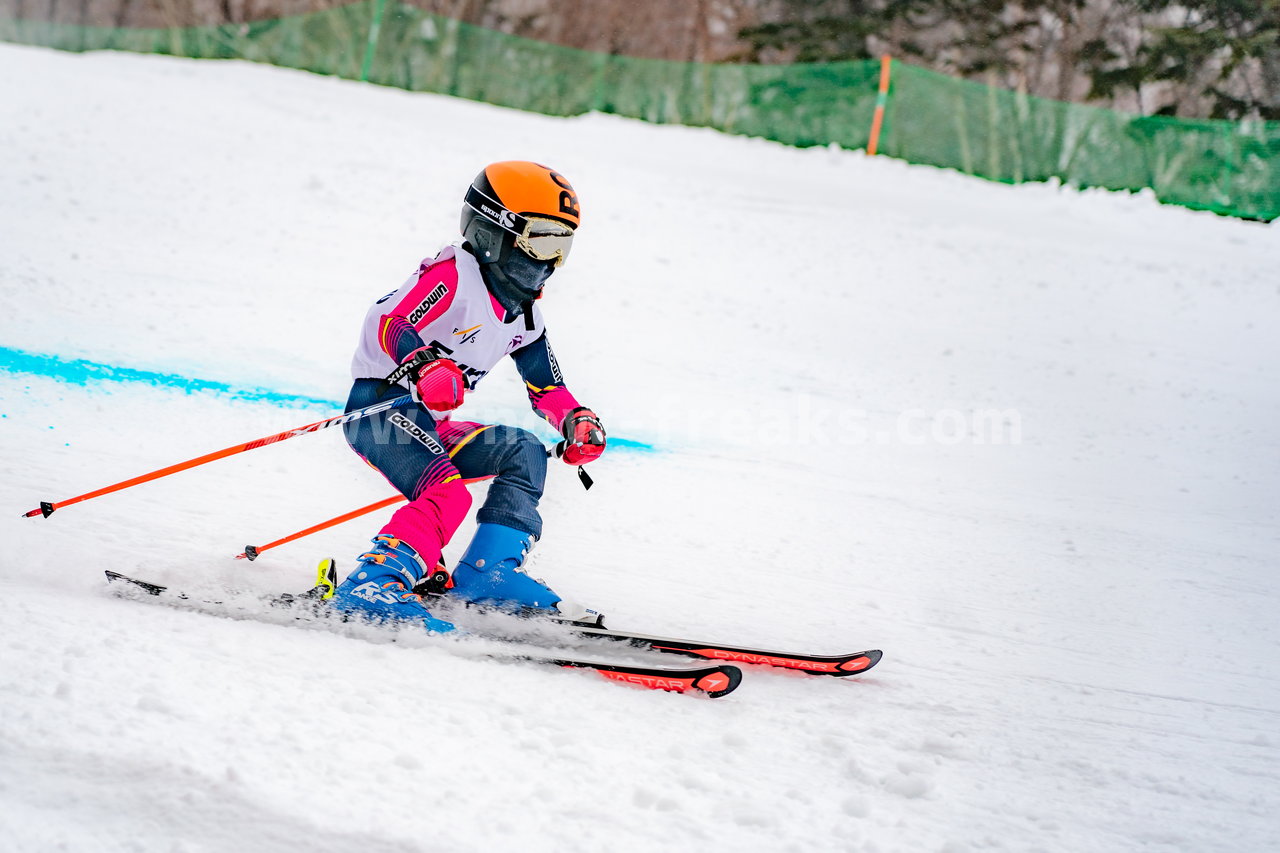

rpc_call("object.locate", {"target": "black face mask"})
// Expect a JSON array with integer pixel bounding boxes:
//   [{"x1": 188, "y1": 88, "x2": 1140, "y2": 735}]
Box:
[{"x1": 479, "y1": 248, "x2": 557, "y2": 316}]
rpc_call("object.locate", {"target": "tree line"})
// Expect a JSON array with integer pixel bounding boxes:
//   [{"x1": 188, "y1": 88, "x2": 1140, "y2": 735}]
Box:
[
  {"x1": 737, "y1": 0, "x2": 1280, "y2": 120},
  {"x1": 3, "y1": 0, "x2": 1276, "y2": 119}
]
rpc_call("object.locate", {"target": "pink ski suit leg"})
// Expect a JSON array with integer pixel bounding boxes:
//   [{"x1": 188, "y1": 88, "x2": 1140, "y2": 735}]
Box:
[
  {"x1": 343, "y1": 379, "x2": 476, "y2": 574},
  {"x1": 379, "y1": 478, "x2": 472, "y2": 569}
]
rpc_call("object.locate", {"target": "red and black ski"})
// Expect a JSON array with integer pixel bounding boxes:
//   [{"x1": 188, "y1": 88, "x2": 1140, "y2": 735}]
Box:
[
  {"x1": 551, "y1": 658, "x2": 741, "y2": 697},
  {"x1": 103, "y1": 571, "x2": 741, "y2": 698},
  {"x1": 569, "y1": 625, "x2": 883, "y2": 676}
]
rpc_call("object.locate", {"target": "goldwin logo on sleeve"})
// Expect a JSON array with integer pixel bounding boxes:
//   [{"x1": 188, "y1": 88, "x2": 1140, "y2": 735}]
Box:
[{"x1": 408, "y1": 283, "x2": 449, "y2": 325}]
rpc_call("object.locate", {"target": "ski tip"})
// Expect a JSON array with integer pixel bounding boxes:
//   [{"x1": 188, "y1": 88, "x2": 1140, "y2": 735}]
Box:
[
  {"x1": 104, "y1": 570, "x2": 166, "y2": 596},
  {"x1": 586, "y1": 662, "x2": 743, "y2": 698},
  {"x1": 835, "y1": 649, "x2": 883, "y2": 675},
  {"x1": 693, "y1": 664, "x2": 742, "y2": 698}
]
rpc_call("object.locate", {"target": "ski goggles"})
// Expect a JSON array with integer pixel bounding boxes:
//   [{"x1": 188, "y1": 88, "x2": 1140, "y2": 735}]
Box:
[
  {"x1": 465, "y1": 186, "x2": 575, "y2": 266},
  {"x1": 516, "y1": 217, "x2": 575, "y2": 267}
]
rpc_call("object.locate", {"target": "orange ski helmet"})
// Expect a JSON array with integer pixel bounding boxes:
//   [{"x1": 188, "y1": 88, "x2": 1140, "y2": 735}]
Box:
[{"x1": 461, "y1": 161, "x2": 580, "y2": 268}]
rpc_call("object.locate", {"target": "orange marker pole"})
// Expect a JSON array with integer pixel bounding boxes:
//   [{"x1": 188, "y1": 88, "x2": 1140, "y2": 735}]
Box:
[
  {"x1": 867, "y1": 55, "x2": 893, "y2": 156},
  {"x1": 235, "y1": 476, "x2": 493, "y2": 561},
  {"x1": 22, "y1": 395, "x2": 412, "y2": 519}
]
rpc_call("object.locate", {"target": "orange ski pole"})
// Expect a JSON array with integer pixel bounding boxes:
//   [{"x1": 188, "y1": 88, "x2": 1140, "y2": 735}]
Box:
[
  {"x1": 237, "y1": 494, "x2": 406, "y2": 560},
  {"x1": 22, "y1": 395, "x2": 412, "y2": 519},
  {"x1": 867, "y1": 54, "x2": 892, "y2": 156},
  {"x1": 235, "y1": 475, "x2": 493, "y2": 561}
]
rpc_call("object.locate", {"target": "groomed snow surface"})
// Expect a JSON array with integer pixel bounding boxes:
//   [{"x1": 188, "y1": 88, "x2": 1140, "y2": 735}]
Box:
[{"x1": 2, "y1": 43, "x2": 1278, "y2": 852}]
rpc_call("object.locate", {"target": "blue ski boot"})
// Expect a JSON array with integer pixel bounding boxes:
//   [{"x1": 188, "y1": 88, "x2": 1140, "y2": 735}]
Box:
[
  {"x1": 331, "y1": 535, "x2": 456, "y2": 633},
  {"x1": 447, "y1": 523, "x2": 561, "y2": 613}
]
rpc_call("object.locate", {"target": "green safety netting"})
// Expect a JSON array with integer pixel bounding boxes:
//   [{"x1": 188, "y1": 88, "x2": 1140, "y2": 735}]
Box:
[
  {"x1": 882, "y1": 62, "x2": 1280, "y2": 222},
  {"x1": 3, "y1": 1, "x2": 1277, "y2": 221}
]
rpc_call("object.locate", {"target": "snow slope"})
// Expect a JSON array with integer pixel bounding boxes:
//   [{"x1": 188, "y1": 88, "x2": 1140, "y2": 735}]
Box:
[{"x1": 2, "y1": 43, "x2": 1278, "y2": 852}]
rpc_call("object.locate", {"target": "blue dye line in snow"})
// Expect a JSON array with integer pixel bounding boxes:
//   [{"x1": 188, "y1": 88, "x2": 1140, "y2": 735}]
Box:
[
  {"x1": 0, "y1": 345, "x2": 655, "y2": 452},
  {"x1": 0, "y1": 346, "x2": 337, "y2": 409}
]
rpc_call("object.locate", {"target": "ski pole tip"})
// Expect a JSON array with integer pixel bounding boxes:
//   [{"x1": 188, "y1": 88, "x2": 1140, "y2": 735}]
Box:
[
  {"x1": 242, "y1": 545, "x2": 260, "y2": 561},
  {"x1": 22, "y1": 501, "x2": 55, "y2": 519}
]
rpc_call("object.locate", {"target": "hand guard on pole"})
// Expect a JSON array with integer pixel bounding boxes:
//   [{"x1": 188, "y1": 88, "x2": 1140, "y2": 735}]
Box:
[
  {"x1": 412, "y1": 359, "x2": 467, "y2": 412},
  {"x1": 556, "y1": 407, "x2": 606, "y2": 466},
  {"x1": 395, "y1": 347, "x2": 467, "y2": 413}
]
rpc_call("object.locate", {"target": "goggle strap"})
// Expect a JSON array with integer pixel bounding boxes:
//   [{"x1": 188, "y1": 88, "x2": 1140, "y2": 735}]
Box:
[{"x1": 464, "y1": 185, "x2": 528, "y2": 236}]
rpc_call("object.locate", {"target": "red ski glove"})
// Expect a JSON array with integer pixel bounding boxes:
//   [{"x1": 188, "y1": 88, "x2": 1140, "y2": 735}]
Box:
[
  {"x1": 412, "y1": 357, "x2": 467, "y2": 412},
  {"x1": 556, "y1": 407, "x2": 606, "y2": 465}
]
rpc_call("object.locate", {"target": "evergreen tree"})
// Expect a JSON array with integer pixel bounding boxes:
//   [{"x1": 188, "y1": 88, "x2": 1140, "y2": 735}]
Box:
[{"x1": 1126, "y1": 0, "x2": 1280, "y2": 118}]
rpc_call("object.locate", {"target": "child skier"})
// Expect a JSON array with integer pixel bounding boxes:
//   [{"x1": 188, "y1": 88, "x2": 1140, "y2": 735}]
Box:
[{"x1": 331, "y1": 161, "x2": 606, "y2": 631}]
